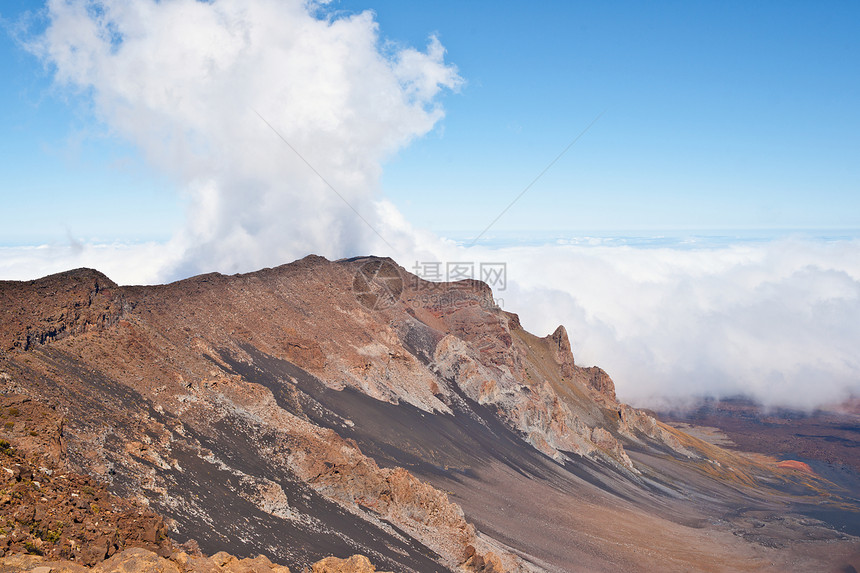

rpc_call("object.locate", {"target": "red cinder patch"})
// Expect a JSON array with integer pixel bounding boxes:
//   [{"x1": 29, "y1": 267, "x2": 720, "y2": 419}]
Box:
[{"x1": 777, "y1": 460, "x2": 815, "y2": 474}]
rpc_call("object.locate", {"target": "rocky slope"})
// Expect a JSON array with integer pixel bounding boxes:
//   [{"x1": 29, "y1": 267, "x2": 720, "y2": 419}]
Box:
[
  {"x1": 1, "y1": 546, "x2": 389, "y2": 573},
  {"x1": 1, "y1": 256, "x2": 858, "y2": 572},
  {"x1": 0, "y1": 398, "x2": 171, "y2": 564},
  {"x1": 0, "y1": 399, "x2": 410, "y2": 572}
]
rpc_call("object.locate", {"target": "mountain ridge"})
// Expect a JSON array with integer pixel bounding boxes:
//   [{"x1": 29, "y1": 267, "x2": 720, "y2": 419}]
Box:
[{"x1": 1, "y1": 256, "x2": 858, "y2": 572}]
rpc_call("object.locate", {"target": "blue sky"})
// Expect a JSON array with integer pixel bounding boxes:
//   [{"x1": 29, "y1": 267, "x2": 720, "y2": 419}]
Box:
[
  {"x1": 2, "y1": 0, "x2": 859, "y2": 246},
  {"x1": 1, "y1": 1, "x2": 182, "y2": 244},
  {"x1": 335, "y1": 0, "x2": 860, "y2": 234}
]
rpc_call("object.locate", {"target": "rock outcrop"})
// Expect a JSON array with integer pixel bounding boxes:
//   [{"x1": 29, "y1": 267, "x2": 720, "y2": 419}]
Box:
[
  {"x1": 0, "y1": 549, "x2": 408, "y2": 573},
  {"x1": 303, "y1": 554, "x2": 387, "y2": 573},
  {"x1": 0, "y1": 547, "x2": 293, "y2": 573},
  {"x1": 0, "y1": 269, "x2": 122, "y2": 352}
]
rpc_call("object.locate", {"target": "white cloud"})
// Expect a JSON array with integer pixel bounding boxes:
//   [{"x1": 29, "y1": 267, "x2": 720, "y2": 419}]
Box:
[
  {"x1": 0, "y1": 241, "x2": 181, "y2": 285},
  {"x1": 30, "y1": 0, "x2": 461, "y2": 279},
  {"x1": 488, "y1": 238, "x2": 860, "y2": 411}
]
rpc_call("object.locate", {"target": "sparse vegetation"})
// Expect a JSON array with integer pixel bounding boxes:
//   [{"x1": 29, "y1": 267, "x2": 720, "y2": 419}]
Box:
[
  {"x1": 23, "y1": 541, "x2": 44, "y2": 555},
  {"x1": 7, "y1": 408, "x2": 18, "y2": 417},
  {"x1": 33, "y1": 522, "x2": 63, "y2": 544},
  {"x1": 0, "y1": 440, "x2": 172, "y2": 565}
]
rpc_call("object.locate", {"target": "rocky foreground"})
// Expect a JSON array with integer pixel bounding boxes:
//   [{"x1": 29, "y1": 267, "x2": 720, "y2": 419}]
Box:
[
  {"x1": 0, "y1": 422, "x2": 397, "y2": 573},
  {"x1": 1, "y1": 256, "x2": 858, "y2": 572},
  {"x1": 1, "y1": 549, "x2": 394, "y2": 573}
]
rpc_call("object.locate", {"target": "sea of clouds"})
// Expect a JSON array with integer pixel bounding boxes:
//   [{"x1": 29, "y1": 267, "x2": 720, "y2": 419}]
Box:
[
  {"x1": 5, "y1": 0, "x2": 859, "y2": 411},
  {"x1": 496, "y1": 235, "x2": 860, "y2": 411}
]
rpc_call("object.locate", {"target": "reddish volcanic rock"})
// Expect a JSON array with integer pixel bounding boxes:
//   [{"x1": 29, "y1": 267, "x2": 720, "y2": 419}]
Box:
[
  {"x1": 776, "y1": 460, "x2": 815, "y2": 475},
  {"x1": 0, "y1": 547, "x2": 296, "y2": 572},
  {"x1": 0, "y1": 430, "x2": 172, "y2": 565},
  {"x1": 578, "y1": 366, "x2": 617, "y2": 403},
  {"x1": 304, "y1": 554, "x2": 389, "y2": 573},
  {"x1": 0, "y1": 269, "x2": 122, "y2": 353},
  {"x1": 548, "y1": 325, "x2": 576, "y2": 378}
]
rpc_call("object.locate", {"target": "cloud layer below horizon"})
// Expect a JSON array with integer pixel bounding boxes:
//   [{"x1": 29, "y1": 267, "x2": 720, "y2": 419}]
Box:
[
  {"x1": 5, "y1": 0, "x2": 859, "y2": 411},
  {"x1": 497, "y1": 237, "x2": 860, "y2": 411}
]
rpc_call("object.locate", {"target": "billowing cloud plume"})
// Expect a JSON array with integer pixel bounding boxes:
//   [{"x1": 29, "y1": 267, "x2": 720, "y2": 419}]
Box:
[{"x1": 32, "y1": 0, "x2": 460, "y2": 278}]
